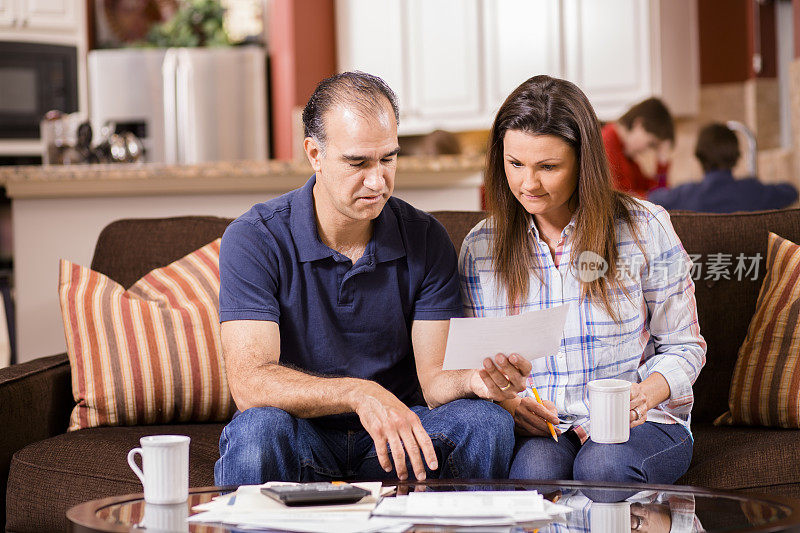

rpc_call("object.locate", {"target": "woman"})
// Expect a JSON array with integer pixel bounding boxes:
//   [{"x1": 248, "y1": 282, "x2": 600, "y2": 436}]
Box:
[{"x1": 459, "y1": 75, "x2": 706, "y2": 483}]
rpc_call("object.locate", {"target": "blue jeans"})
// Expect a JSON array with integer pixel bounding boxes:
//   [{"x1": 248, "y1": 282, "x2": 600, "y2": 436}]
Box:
[
  {"x1": 509, "y1": 422, "x2": 692, "y2": 484},
  {"x1": 214, "y1": 398, "x2": 514, "y2": 485}
]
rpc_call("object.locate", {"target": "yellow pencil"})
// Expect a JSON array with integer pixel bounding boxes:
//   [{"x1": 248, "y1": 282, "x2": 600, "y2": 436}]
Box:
[{"x1": 531, "y1": 386, "x2": 558, "y2": 442}]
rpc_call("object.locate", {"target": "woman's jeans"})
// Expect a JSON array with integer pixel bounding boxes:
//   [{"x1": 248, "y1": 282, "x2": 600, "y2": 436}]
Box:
[
  {"x1": 509, "y1": 421, "x2": 693, "y2": 484},
  {"x1": 215, "y1": 398, "x2": 514, "y2": 485}
]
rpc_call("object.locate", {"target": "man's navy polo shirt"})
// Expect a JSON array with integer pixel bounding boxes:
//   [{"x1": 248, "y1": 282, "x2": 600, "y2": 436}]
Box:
[{"x1": 219, "y1": 175, "x2": 463, "y2": 418}]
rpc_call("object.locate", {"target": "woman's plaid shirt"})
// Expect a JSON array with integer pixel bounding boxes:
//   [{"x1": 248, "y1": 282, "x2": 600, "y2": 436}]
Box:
[{"x1": 458, "y1": 200, "x2": 707, "y2": 443}]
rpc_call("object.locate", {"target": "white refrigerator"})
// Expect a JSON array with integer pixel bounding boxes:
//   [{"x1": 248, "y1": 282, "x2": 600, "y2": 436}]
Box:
[{"x1": 88, "y1": 46, "x2": 268, "y2": 164}]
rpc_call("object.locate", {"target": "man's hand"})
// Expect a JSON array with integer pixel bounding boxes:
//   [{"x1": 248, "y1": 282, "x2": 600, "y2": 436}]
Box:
[
  {"x1": 469, "y1": 353, "x2": 531, "y2": 402},
  {"x1": 511, "y1": 396, "x2": 561, "y2": 437},
  {"x1": 349, "y1": 381, "x2": 438, "y2": 481}
]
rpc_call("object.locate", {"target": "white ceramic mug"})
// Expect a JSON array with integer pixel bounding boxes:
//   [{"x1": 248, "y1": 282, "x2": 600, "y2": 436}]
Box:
[
  {"x1": 590, "y1": 501, "x2": 631, "y2": 533},
  {"x1": 127, "y1": 435, "x2": 190, "y2": 504},
  {"x1": 588, "y1": 379, "x2": 631, "y2": 444}
]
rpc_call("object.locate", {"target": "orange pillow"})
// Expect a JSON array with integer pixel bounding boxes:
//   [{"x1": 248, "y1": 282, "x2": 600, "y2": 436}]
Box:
[
  {"x1": 59, "y1": 239, "x2": 234, "y2": 431},
  {"x1": 715, "y1": 232, "x2": 800, "y2": 427}
]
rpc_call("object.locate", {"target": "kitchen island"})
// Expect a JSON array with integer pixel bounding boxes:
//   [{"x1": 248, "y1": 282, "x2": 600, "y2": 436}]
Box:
[{"x1": 0, "y1": 156, "x2": 483, "y2": 363}]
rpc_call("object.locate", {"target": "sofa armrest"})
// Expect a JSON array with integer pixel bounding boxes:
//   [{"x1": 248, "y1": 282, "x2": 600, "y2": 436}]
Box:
[{"x1": 0, "y1": 353, "x2": 72, "y2": 524}]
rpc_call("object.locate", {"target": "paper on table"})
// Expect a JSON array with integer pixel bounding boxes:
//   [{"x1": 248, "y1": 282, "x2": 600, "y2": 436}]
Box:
[
  {"x1": 370, "y1": 491, "x2": 572, "y2": 525},
  {"x1": 442, "y1": 304, "x2": 570, "y2": 370}
]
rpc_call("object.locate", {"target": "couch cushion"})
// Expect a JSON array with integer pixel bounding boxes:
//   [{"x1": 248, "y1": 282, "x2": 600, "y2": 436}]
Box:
[
  {"x1": 430, "y1": 211, "x2": 487, "y2": 252},
  {"x1": 669, "y1": 209, "x2": 800, "y2": 423},
  {"x1": 60, "y1": 239, "x2": 234, "y2": 430},
  {"x1": 679, "y1": 423, "x2": 800, "y2": 492},
  {"x1": 6, "y1": 423, "x2": 224, "y2": 533},
  {"x1": 91, "y1": 216, "x2": 233, "y2": 289}
]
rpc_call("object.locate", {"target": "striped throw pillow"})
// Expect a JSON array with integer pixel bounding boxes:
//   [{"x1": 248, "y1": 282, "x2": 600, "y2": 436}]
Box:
[
  {"x1": 715, "y1": 232, "x2": 800, "y2": 427},
  {"x1": 59, "y1": 239, "x2": 234, "y2": 431}
]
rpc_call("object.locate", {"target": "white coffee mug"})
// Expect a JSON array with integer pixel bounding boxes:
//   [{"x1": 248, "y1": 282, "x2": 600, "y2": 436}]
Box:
[
  {"x1": 590, "y1": 501, "x2": 631, "y2": 533},
  {"x1": 588, "y1": 379, "x2": 631, "y2": 444},
  {"x1": 127, "y1": 435, "x2": 190, "y2": 504}
]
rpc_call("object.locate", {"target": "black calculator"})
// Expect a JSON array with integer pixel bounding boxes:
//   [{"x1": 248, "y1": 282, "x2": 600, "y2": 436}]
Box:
[{"x1": 260, "y1": 482, "x2": 371, "y2": 506}]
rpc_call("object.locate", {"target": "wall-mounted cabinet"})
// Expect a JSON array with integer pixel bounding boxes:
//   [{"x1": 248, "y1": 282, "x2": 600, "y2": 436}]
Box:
[
  {"x1": 0, "y1": 0, "x2": 79, "y2": 34},
  {"x1": 337, "y1": 0, "x2": 698, "y2": 134}
]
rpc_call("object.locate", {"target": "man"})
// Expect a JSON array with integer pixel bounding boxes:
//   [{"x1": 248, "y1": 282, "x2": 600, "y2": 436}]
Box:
[
  {"x1": 649, "y1": 123, "x2": 798, "y2": 213},
  {"x1": 602, "y1": 98, "x2": 675, "y2": 198},
  {"x1": 214, "y1": 71, "x2": 527, "y2": 485}
]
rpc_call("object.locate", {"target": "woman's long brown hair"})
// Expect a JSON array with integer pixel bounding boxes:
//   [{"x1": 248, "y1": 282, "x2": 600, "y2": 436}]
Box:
[{"x1": 485, "y1": 75, "x2": 642, "y2": 320}]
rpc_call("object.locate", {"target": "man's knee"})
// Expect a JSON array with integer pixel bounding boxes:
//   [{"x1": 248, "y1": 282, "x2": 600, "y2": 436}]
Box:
[
  {"x1": 230, "y1": 406, "x2": 295, "y2": 440},
  {"x1": 434, "y1": 398, "x2": 514, "y2": 436},
  {"x1": 216, "y1": 407, "x2": 299, "y2": 485},
  {"x1": 221, "y1": 407, "x2": 298, "y2": 462},
  {"x1": 426, "y1": 399, "x2": 514, "y2": 466}
]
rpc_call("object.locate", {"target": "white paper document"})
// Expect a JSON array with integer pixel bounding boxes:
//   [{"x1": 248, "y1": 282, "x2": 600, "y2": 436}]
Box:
[
  {"x1": 371, "y1": 491, "x2": 572, "y2": 526},
  {"x1": 442, "y1": 304, "x2": 570, "y2": 370}
]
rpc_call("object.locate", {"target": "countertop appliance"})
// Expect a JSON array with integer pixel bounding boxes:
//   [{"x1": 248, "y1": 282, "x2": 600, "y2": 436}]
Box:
[
  {"x1": 0, "y1": 42, "x2": 78, "y2": 140},
  {"x1": 88, "y1": 46, "x2": 268, "y2": 164}
]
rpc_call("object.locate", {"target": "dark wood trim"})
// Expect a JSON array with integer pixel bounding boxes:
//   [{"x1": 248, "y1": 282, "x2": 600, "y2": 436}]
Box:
[{"x1": 86, "y1": 0, "x2": 96, "y2": 51}]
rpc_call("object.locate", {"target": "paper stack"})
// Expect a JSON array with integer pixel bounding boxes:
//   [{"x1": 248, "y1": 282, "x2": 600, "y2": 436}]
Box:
[
  {"x1": 188, "y1": 483, "x2": 571, "y2": 532},
  {"x1": 371, "y1": 491, "x2": 572, "y2": 528}
]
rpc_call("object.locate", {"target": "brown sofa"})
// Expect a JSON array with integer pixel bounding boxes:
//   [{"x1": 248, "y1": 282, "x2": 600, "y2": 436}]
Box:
[{"x1": 3, "y1": 209, "x2": 800, "y2": 531}]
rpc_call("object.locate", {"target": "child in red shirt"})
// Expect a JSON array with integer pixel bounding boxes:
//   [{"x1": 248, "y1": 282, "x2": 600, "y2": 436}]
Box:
[{"x1": 602, "y1": 98, "x2": 674, "y2": 198}]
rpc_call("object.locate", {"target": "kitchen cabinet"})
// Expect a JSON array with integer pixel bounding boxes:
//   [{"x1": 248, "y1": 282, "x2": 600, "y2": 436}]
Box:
[
  {"x1": 0, "y1": 0, "x2": 79, "y2": 33},
  {"x1": 337, "y1": 0, "x2": 487, "y2": 134},
  {"x1": 482, "y1": 0, "x2": 561, "y2": 118},
  {"x1": 563, "y1": 0, "x2": 699, "y2": 119},
  {"x1": 336, "y1": 0, "x2": 698, "y2": 134},
  {"x1": 406, "y1": 0, "x2": 482, "y2": 122}
]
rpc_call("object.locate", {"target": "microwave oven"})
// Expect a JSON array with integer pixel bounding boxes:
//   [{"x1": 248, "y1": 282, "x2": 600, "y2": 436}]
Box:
[{"x1": 0, "y1": 41, "x2": 78, "y2": 139}]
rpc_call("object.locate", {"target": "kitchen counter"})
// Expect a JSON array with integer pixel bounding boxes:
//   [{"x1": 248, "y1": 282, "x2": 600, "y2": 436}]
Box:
[
  {"x1": 0, "y1": 155, "x2": 485, "y2": 199},
  {"x1": 7, "y1": 155, "x2": 485, "y2": 363}
]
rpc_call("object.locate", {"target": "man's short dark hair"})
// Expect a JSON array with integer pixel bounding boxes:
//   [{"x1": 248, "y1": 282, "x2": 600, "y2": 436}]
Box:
[
  {"x1": 302, "y1": 71, "x2": 400, "y2": 148},
  {"x1": 694, "y1": 123, "x2": 740, "y2": 173},
  {"x1": 618, "y1": 97, "x2": 675, "y2": 143}
]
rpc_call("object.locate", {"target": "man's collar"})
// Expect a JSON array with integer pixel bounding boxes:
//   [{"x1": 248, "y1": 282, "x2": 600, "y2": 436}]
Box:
[
  {"x1": 290, "y1": 176, "x2": 333, "y2": 262},
  {"x1": 290, "y1": 174, "x2": 406, "y2": 263},
  {"x1": 371, "y1": 199, "x2": 406, "y2": 263}
]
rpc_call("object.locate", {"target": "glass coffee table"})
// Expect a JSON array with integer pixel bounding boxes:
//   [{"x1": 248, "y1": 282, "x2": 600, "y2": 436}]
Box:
[{"x1": 67, "y1": 479, "x2": 800, "y2": 532}]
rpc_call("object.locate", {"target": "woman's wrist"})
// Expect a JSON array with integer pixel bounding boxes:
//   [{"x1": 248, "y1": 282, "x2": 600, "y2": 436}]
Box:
[
  {"x1": 640, "y1": 372, "x2": 671, "y2": 410},
  {"x1": 499, "y1": 396, "x2": 522, "y2": 416}
]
